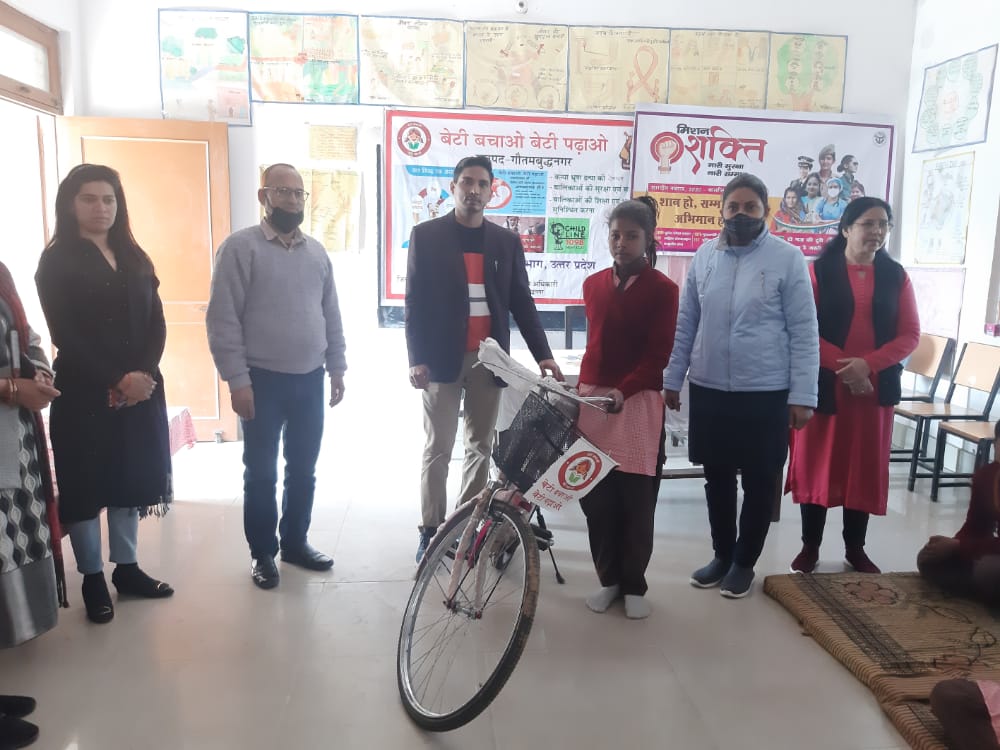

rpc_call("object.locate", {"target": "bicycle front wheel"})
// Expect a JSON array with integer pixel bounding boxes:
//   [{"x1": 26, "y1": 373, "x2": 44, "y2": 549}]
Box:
[{"x1": 397, "y1": 499, "x2": 540, "y2": 731}]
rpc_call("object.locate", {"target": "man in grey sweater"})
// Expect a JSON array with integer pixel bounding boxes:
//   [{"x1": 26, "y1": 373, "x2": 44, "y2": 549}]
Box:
[{"x1": 207, "y1": 163, "x2": 347, "y2": 589}]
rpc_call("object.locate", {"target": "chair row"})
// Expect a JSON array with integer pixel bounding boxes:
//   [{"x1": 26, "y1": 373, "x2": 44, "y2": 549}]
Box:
[{"x1": 892, "y1": 334, "x2": 1000, "y2": 501}]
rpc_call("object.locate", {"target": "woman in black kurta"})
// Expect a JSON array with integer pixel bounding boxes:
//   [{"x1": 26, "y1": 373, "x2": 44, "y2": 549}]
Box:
[{"x1": 35, "y1": 163, "x2": 173, "y2": 624}]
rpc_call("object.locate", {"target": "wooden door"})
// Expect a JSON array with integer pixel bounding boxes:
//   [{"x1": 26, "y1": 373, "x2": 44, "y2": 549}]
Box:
[{"x1": 57, "y1": 117, "x2": 238, "y2": 442}]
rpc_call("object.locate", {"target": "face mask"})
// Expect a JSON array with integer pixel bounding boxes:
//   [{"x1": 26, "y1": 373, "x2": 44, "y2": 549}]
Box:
[
  {"x1": 268, "y1": 205, "x2": 304, "y2": 234},
  {"x1": 723, "y1": 213, "x2": 765, "y2": 245}
]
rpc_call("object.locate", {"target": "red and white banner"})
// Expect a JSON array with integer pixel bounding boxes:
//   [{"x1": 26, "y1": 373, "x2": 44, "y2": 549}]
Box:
[
  {"x1": 383, "y1": 109, "x2": 633, "y2": 305},
  {"x1": 630, "y1": 104, "x2": 896, "y2": 256}
]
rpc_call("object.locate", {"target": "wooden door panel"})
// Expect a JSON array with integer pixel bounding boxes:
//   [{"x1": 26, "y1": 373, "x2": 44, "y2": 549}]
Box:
[
  {"x1": 161, "y1": 318, "x2": 221, "y2": 418},
  {"x1": 78, "y1": 138, "x2": 214, "y2": 301},
  {"x1": 57, "y1": 117, "x2": 236, "y2": 442}
]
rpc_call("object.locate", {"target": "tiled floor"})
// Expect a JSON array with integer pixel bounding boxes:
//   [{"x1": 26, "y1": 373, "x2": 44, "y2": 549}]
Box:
[{"x1": 0, "y1": 328, "x2": 974, "y2": 749}]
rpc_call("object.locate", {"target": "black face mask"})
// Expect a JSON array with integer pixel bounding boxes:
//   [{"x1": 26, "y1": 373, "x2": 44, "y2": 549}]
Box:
[
  {"x1": 723, "y1": 213, "x2": 765, "y2": 245},
  {"x1": 268, "y1": 206, "x2": 304, "y2": 234}
]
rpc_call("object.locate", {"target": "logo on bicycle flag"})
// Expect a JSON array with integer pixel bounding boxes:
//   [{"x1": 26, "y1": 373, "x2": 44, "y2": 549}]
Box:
[
  {"x1": 558, "y1": 451, "x2": 603, "y2": 491},
  {"x1": 525, "y1": 438, "x2": 617, "y2": 513}
]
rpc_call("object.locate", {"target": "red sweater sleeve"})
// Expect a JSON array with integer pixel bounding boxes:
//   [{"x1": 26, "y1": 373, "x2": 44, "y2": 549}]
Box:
[
  {"x1": 618, "y1": 275, "x2": 679, "y2": 399},
  {"x1": 810, "y1": 264, "x2": 846, "y2": 370},
  {"x1": 865, "y1": 275, "x2": 921, "y2": 373},
  {"x1": 956, "y1": 462, "x2": 1000, "y2": 560}
]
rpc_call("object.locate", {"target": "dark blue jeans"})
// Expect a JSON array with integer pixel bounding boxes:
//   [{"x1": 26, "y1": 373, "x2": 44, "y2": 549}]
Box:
[{"x1": 243, "y1": 367, "x2": 325, "y2": 558}]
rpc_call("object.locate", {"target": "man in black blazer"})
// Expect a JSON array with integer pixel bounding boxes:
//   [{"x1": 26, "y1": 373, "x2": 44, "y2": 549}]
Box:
[{"x1": 405, "y1": 155, "x2": 561, "y2": 562}]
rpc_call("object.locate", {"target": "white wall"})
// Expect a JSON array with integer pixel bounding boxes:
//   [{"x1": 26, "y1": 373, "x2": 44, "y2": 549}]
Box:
[
  {"x1": 76, "y1": 0, "x2": 918, "y2": 244},
  {"x1": 7, "y1": 0, "x2": 83, "y2": 113},
  {"x1": 900, "y1": 0, "x2": 1000, "y2": 345}
]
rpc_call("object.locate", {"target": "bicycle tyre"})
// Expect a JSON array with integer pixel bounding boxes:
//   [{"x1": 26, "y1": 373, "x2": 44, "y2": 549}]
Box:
[{"x1": 397, "y1": 499, "x2": 540, "y2": 732}]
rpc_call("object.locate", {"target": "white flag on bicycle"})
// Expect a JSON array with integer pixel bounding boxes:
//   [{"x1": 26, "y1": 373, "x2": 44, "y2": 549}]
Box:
[{"x1": 524, "y1": 438, "x2": 617, "y2": 513}]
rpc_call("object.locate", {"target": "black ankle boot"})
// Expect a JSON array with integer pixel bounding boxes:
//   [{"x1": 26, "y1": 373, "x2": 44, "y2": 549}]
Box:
[
  {"x1": 111, "y1": 563, "x2": 174, "y2": 598},
  {"x1": 81, "y1": 573, "x2": 114, "y2": 624}
]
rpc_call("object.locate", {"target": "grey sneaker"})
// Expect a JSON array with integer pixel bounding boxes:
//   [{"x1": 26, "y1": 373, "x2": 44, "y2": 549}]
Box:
[
  {"x1": 415, "y1": 527, "x2": 437, "y2": 564},
  {"x1": 690, "y1": 557, "x2": 730, "y2": 588},
  {"x1": 719, "y1": 564, "x2": 755, "y2": 599}
]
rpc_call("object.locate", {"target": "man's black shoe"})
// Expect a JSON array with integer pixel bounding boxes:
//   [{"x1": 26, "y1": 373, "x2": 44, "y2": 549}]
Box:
[
  {"x1": 251, "y1": 556, "x2": 280, "y2": 589},
  {"x1": 0, "y1": 696, "x2": 35, "y2": 719},
  {"x1": 280, "y1": 544, "x2": 334, "y2": 571},
  {"x1": 0, "y1": 715, "x2": 39, "y2": 748}
]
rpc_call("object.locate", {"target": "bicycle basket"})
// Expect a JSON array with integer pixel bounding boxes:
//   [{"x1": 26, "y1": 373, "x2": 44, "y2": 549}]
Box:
[{"x1": 493, "y1": 390, "x2": 581, "y2": 492}]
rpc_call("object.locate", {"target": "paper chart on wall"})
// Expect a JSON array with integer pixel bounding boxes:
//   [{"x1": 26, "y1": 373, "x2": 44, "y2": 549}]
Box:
[
  {"x1": 766, "y1": 33, "x2": 846, "y2": 113},
  {"x1": 258, "y1": 166, "x2": 361, "y2": 252},
  {"x1": 914, "y1": 44, "x2": 998, "y2": 153},
  {"x1": 358, "y1": 17, "x2": 464, "y2": 108},
  {"x1": 567, "y1": 27, "x2": 669, "y2": 113},
  {"x1": 904, "y1": 267, "x2": 965, "y2": 339},
  {"x1": 308, "y1": 125, "x2": 357, "y2": 161},
  {"x1": 159, "y1": 10, "x2": 251, "y2": 125},
  {"x1": 667, "y1": 29, "x2": 769, "y2": 109},
  {"x1": 915, "y1": 152, "x2": 974, "y2": 265},
  {"x1": 305, "y1": 169, "x2": 361, "y2": 252},
  {"x1": 465, "y1": 22, "x2": 569, "y2": 111},
  {"x1": 248, "y1": 13, "x2": 358, "y2": 103}
]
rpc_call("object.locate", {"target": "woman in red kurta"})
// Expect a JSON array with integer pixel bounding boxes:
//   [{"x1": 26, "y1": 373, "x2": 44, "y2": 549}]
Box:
[
  {"x1": 786, "y1": 198, "x2": 919, "y2": 574},
  {"x1": 577, "y1": 196, "x2": 679, "y2": 620}
]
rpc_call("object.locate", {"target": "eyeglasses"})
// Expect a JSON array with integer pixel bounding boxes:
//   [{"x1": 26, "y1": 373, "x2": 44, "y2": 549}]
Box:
[
  {"x1": 263, "y1": 186, "x2": 309, "y2": 201},
  {"x1": 856, "y1": 220, "x2": 893, "y2": 231}
]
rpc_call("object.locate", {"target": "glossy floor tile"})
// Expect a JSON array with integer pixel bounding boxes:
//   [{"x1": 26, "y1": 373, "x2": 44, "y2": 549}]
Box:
[{"x1": 0, "y1": 329, "x2": 965, "y2": 749}]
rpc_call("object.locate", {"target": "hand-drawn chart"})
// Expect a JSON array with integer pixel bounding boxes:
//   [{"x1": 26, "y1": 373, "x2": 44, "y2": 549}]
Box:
[
  {"x1": 914, "y1": 44, "x2": 998, "y2": 153},
  {"x1": 159, "y1": 9, "x2": 251, "y2": 125},
  {"x1": 465, "y1": 22, "x2": 569, "y2": 111},
  {"x1": 249, "y1": 13, "x2": 358, "y2": 103},
  {"x1": 766, "y1": 33, "x2": 846, "y2": 113},
  {"x1": 359, "y1": 17, "x2": 464, "y2": 108},
  {"x1": 667, "y1": 29, "x2": 769, "y2": 109},
  {"x1": 915, "y1": 152, "x2": 975, "y2": 265},
  {"x1": 568, "y1": 27, "x2": 669, "y2": 113}
]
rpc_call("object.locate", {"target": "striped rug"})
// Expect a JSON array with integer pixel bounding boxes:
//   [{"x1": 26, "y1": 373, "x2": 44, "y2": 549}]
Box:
[{"x1": 764, "y1": 572, "x2": 1000, "y2": 750}]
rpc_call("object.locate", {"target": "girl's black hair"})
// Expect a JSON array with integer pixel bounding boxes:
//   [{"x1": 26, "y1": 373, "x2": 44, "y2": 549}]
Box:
[
  {"x1": 721, "y1": 173, "x2": 769, "y2": 207},
  {"x1": 610, "y1": 196, "x2": 659, "y2": 267}
]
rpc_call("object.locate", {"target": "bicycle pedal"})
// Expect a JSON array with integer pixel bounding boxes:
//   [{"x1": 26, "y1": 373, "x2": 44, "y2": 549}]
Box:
[{"x1": 536, "y1": 539, "x2": 553, "y2": 551}]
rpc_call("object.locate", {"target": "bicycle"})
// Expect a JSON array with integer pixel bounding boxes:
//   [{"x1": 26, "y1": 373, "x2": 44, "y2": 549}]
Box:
[{"x1": 396, "y1": 342, "x2": 612, "y2": 731}]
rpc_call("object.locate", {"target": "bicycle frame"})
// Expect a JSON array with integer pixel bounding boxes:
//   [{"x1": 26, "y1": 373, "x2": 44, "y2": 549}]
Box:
[
  {"x1": 441, "y1": 478, "x2": 517, "y2": 618},
  {"x1": 438, "y1": 377, "x2": 613, "y2": 617}
]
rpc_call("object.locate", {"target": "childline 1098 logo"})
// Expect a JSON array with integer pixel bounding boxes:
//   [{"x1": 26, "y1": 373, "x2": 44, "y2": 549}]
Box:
[{"x1": 558, "y1": 451, "x2": 603, "y2": 491}]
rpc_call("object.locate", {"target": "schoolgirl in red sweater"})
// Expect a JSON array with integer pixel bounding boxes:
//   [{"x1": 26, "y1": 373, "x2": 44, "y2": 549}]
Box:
[{"x1": 577, "y1": 196, "x2": 679, "y2": 619}]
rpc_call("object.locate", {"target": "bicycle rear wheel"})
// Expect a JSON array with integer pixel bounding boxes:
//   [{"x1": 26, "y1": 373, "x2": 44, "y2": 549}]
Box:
[{"x1": 397, "y1": 498, "x2": 540, "y2": 731}]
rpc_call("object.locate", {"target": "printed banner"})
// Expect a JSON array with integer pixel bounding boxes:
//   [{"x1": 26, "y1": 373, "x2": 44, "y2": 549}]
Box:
[
  {"x1": 567, "y1": 26, "x2": 670, "y2": 113},
  {"x1": 915, "y1": 152, "x2": 975, "y2": 265},
  {"x1": 159, "y1": 10, "x2": 251, "y2": 125},
  {"x1": 525, "y1": 437, "x2": 618, "y2": 513},
  {"x1": 359, "y1": 17, "x2": 464, "y2": 108},
  {"x1": 630, "y1": 104, "x2": 895, "y2": 256},
  {"x1": 383, "y1": 109, "x2": 633, "y2": 305},
  {"x1": 248, "y1": 13, "x2": 359, "y2": 104}
]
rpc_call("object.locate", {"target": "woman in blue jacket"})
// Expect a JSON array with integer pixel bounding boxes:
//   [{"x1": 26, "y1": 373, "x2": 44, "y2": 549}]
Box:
[{"x1": 663, "y1": 174, "x2": 819, "y2": 599}]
